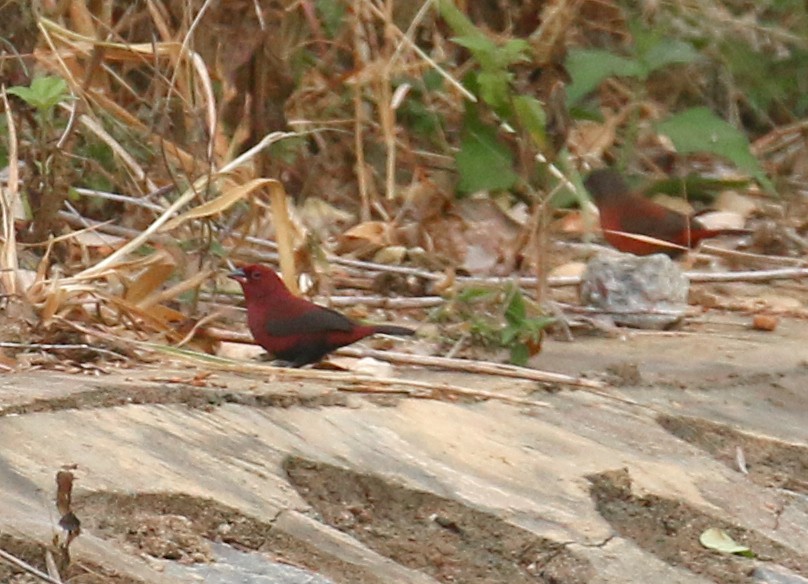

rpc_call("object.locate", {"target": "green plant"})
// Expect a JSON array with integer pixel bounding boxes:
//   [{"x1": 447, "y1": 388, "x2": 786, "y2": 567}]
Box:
[
  {"x1": 7, "y1": 75, "x2": 73, "y2": 240},
  {"x1": 436, "y1": 284, "x2": 554, "y2": 366},
  {"x1": 436, "y1": 0, "x2": 554, "y2": 197},
  {"x1": 8, "y1": 76, "x2": 69, "y2": 121},
  {"x1": 565, "y1": 23, "x2": 774, "y2": 192},
  {"x1": 565, "y1": 27, "x2": 699, "y2": 105}
]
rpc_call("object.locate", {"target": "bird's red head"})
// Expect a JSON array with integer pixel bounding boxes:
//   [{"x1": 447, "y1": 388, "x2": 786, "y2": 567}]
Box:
[{"x1": 228, "y1": 264, "x2": 289, "y2": 301}]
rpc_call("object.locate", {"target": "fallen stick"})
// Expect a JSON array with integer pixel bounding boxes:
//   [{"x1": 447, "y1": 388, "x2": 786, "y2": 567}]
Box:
[
  {"x1": 59, "y1": 320, "x2": 551, "y2": 408},
  {"x1": 206, "y1": 326, "x2": 603, "y2": 389},
  {"x1": 337, "y1": 346, "x2": 604, "y2": 389},
  {"x1": 686, "y1": 266, "x2": 808, "y2": 283},
  {"x1": 0, "y1": 548, "x2": 62, "y2": 584}
]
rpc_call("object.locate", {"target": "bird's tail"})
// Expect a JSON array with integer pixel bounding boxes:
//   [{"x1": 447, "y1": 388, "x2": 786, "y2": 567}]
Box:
[
  {"x1": 711, "y1": 228, "x2": 751, "y2": 236},
  {"x1": 372, "y1": 324, "x2": 415, "y2": 336}
]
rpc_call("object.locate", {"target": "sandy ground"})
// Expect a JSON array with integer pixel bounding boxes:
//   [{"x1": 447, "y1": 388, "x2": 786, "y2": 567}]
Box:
[{"x1": 0, "y1": 309, "x2": 807, "y2": 583}]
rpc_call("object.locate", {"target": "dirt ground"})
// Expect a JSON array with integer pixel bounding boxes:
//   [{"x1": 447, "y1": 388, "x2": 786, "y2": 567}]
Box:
[{"x1": 1, "y1": 292, "x2": 808, "y2": 583}]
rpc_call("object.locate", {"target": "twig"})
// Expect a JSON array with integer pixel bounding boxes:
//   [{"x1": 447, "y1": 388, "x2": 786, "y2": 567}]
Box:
[
  {"x1": 329, "y1": 295, "x2": 443, "y2": 309},
  {"x1": 698, "y1": 244, "x2": 807, "y2": 266},
  {"x1": 687, "y1": 266, "x2": 808, "y2": 283},
  {"x1": 206, "y1": 325, "x2": 602, "y2": 389},
  {"x1": 57, "y1": 202, "x2": 808, "y2": 290},
  {"x1": 0, "y1": 548, "x2": 62, "y2": 584},
  {"x1": 336, "y1": 346, "x2": 604, "y2": 389},
  {"x1": 557, "y1": 304, "x2": 696, "y2": 318},
  {"x1": 57, "y1": 322, "x2": 551, "y2": 408}
]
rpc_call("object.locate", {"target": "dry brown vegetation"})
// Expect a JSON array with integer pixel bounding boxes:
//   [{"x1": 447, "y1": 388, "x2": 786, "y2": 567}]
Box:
[{"x1": 0, "y1": 0, "x2": 806, "y2": 371}]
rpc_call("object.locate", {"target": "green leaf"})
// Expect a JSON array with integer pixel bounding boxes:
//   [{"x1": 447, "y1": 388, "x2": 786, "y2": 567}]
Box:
[
  {"x1": 640, "y1": 38, "x2": 699, "y2": 77},
  {"x1": 399, "y1": 98, "x2": 442, "y2": 140},
  {"x1": 422, "y1": 69, "x2": 444, "y2": 92},
  {"x1": 525, "y1": 316, "x2": 556, "y2": 334},
  {"x1": 699, "y1": 528, "x2": 754, "y2": 557},
  {"x1": 455, "y1": 108, "x2": 518, "y2": 195},
  {"x1": 476, "y1": 70, "x2": 512, "y2": 112},
  {"x1": 501, "y1": 324, "x2": 520, "y2": 346},
  {"x1": 513, "y1": 95, "x2": 548, "y2": 151},
  {"x1": 452, "y1": 34, "x2": 498, "y2": 60},
  {"x1": 436, "y1": 0, "x2": 479, "y2": 39},
  {"x1": 630, "y1": 25, "x2": 699, "y2": 78},
  {"x1": 8, "y1": 76, "x2": 69, "y2": 112},
  {"x1": 565, "y1": 49, "x2": 642, "y2": 104},
  {"x1": 657, "y1": 107, "x2": 774, "y2": 193},
  {"x1": 496, "y1": 39, "x2": 530, "y2": 68},
  {"x1": 509, "y1": 343, "x2": 530, "y2": 366},
  {"x1": 456, "y1": 286, "x2": 495, "y2": 303},
  {"x1": 316, "y1": 0, "x2": 346, "y2": 38},
  {"x1": 504, "y1": 288, "x2": 526, "y2": 325}
]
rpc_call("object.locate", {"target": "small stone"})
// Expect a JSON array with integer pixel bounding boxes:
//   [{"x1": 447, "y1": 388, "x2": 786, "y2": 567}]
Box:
[
  {"x1": 752, "y1": 314, "x2": 779, "y2": 331},
  {"x1": 579, "y1": 252, "x2": 689, "y2": 329}
]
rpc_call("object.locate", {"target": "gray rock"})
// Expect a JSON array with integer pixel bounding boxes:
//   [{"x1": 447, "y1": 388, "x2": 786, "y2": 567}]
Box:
[
  {"x1": 579, "y1": 252, "x2": 689, "y2": 329},
  {"x1": 753, "y1": 564, "x2": 808, "y2": 584},
  {"x1": 165, "y1": 542, "x2": 335, "y2": 584}
]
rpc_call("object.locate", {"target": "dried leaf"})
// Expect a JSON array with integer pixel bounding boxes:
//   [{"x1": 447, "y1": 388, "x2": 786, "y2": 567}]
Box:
[
  {"x1": 373, "y1": 246, "x2": 408, "y2": 265},
  {"x1": 337, "y1": 221, "x2": 393, "y2": 254},
  {"x1": 162, "y1": 178, "x2": 275, "y2": 231},
  {"x1": 715, "y1": 190, "x2": 758, "y2": 218},
  {"x1": 550, "y1": 262, "x2": 587, "y2": 279},
  {"x1": 699, "y1": 527, "x2": 753, "y2": 556},
  {"x1": 125, "y1": 261, "x2": 176, "y2": 306}
]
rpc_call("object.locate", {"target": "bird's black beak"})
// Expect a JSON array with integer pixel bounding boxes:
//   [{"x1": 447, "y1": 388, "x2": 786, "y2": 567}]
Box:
[{"x1": 228, "y1": 267, "x2": 247, "y2": 283}]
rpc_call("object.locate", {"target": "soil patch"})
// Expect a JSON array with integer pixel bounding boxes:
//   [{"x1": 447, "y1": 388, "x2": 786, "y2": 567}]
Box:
[
  {"x1": 588, "y1": 468, "x2": 808, "y2": 584},
  {"x1": 657, "y1": 414, "x2": 808, "y2": 495},
  {"x1": 77, "y1": 491, "x2": 387, "y2": 584},
  {"x1": 283, "y1": 455, "x2": 593, "y2": 584}
]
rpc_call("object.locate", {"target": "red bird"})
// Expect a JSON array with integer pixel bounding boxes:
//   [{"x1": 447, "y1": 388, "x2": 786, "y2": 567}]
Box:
[
  {"x1": 585, "y1": 169, "x2": 747, "y2": 257},
  {"x1": 229, "y1": 264, "x2": 415, "y2": 367}
]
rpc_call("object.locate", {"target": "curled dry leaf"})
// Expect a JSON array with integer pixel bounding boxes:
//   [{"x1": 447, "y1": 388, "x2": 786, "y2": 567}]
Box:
[
  {"x1": 337, "y1": 221, "x2": 394, "y2": 255},
  {"x1": 372, "y1": 245, "x2": 408, "y2": 265},
  {"x1": 298, "y1": 197, "x2": 356, "y2": 235},
  {"x1": 715, "y1": 190, "x2": 758, "y2": 218},
  {"x1": 567, "y1": 118, "x2": 619, "y2": 161},
  {"x1": 550, "y1": 261, "x2": 587, "y2": 279},
  {"x1": 692, "y1": 211, "x2": 747, "y2": 231},
  {"x1": 699, "y1": 527, "x2": 752, "y2": 556}
]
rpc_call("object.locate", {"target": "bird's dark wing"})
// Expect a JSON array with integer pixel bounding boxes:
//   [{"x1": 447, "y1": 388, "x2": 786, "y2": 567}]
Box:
[
  {"x1": 265, "y1": 306, "x2": 355, "y2": 337},
  {"x1": 618, "y1": 201, "x2": 689, "y2": 240}
]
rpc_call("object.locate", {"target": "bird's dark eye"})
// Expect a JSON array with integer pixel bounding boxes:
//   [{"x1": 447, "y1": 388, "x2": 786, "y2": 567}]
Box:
[{"x1": 250, "y1": 270, "x2": 261, "y2": 280}]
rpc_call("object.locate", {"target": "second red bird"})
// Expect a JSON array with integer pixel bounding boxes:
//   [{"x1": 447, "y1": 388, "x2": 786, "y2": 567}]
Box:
[{"x1": 585, "y1": 169, "x2": 747, "y2": 257}]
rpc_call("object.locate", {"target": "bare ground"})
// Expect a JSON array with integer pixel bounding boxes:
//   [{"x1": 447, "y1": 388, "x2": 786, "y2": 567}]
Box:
[{"x1": 1, "y1": 305, "x2": 807, "y2": 583}]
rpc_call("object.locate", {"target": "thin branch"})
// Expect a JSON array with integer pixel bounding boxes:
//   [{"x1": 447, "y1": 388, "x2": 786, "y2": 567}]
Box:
[
  {"x1": 0, "y1": 548, "x2": 62, "y2": 584},
  {"x1": 336, "y1": 346, "x2": 604, "y2": 389}
]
